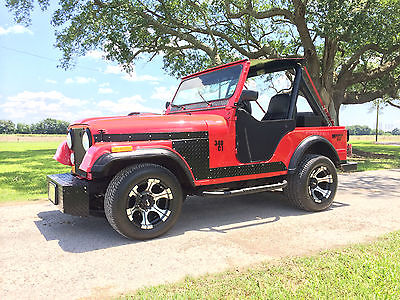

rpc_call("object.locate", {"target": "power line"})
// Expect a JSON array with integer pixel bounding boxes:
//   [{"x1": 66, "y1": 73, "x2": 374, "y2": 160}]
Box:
[{"x1": 0, "y1": 45, "x2": 101, "y2": 73}]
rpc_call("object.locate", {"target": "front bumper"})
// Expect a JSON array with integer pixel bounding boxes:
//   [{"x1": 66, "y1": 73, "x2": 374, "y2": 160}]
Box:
[
  {"x1": 47, "y1": 173, "x2": 107, "y2": 217},
  {"x1": 340, "y1": 161, "x2": 358, "y2": 172}
]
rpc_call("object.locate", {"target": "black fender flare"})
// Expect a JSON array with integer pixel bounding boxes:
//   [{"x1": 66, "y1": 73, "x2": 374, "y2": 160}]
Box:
[
  {"x1": 288, "y1": 135, "x2": 340, "y2": 173},
  {"x1": 91, "y1": 148, "x2": 195, "y2": 187}
]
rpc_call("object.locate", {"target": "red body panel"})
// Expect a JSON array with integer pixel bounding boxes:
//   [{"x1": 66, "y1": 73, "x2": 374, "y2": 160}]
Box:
[
  {"x1": 78, "y1": 114, "x2": 208, "y2": 135},
  {"x1": 54, "y1": 141, "x2": 72, "y2": 166}
]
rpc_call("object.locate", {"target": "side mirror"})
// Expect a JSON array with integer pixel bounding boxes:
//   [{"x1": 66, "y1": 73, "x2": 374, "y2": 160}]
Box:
[
  {"x1": 165, "y1": 101, "x2": 171, "y2": 109},
  {"x1": 240, "y1": 90, "x2": 258, "y2": 101}
]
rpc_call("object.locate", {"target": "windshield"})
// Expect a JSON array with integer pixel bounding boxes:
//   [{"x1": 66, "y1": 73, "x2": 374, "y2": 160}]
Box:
[{"x1": 172, "y1": 64, "x2": 242, "y2": 110}]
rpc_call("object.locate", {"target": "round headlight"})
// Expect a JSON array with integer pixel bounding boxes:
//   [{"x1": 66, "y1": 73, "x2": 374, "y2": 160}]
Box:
[
  {"x1": 70, "y1": 152, "x2": 75, "y2": 165},
  {"x1": 66, "y1": 131, "x2": 72, "y2": 149},
  {"x1": 82, "y1": 130, "x2": 91, "y2": 151}
]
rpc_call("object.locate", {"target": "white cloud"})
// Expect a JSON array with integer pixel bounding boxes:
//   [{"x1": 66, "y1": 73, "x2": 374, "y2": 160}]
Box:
[
  {"x1": 99, "y1": 82, "x2": 110, "y2": 87},
  {"x1": 104, "y1": 65, "x2": 123, "y2": 74},
  {"x1": 65, "y1": 76, "x2": 96, "y2": 84},
  {"x1": 122, "y1": 73, "x2": 159, "y2": 82},
  {"x1": 84, "y1": 50, "x2": 105, "y2": 59},
  {"x1": 45, "y1": 79, "x2": 57, "y2": 84},
  {"x1": 103, "y1": 64, "x2": 159, "y2": 82},
  {"x1": 98, "y1": 87, "x2": 113, "y2": 94},
  {"x1": 0, "y1": 91, "x2": 88, "y2": 122},
  {"x1": 0, "y1": 25, "x2": 33, "y2": 35},
  {"x1": 0, "y1": 90, "x2": 164, "y2": 123},
  {"x1": 151, "y1": 86, "x2": 176, "y2": 102},
  {"x1": 98, "y1": 95, "x2": 161, "y2": 115}
]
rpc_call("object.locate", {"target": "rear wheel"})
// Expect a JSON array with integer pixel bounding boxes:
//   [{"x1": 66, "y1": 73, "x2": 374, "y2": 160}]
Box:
[
  {"x1": 104, "y1": 163, "x2": 183, "y2": 240},
  {"x1": 285, "y1": 154, "x2": 337, "y2": 211}
]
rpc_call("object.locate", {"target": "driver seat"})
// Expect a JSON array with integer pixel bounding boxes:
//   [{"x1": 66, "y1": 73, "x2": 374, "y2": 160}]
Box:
[{"x1": 262, "y1": 94, "x2": 292, "y2": 121}]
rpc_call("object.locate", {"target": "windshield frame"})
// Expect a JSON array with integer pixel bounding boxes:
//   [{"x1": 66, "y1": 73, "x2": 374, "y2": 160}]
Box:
[{"x1": 169, "y1": 62, "x2": 245, "y2": 113}]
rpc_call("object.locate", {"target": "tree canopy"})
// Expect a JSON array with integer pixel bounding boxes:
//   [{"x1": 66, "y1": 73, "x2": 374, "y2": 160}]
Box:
[{"x1": 6, "y1": 0, "x2": 400, "y2": 123}]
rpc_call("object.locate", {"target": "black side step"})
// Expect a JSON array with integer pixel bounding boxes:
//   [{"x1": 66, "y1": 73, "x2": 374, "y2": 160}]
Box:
[{"x1": 199, "y1": 181, "x2": 287, "y2": 197}]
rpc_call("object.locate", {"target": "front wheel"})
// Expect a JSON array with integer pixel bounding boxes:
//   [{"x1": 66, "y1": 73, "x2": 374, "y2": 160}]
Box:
[
  {"x1": 104, "y1": 164, "x2": 183, "y2": 240},
  {"x1": 285, "y1": 154, "x2": 338, "y2": 212}
]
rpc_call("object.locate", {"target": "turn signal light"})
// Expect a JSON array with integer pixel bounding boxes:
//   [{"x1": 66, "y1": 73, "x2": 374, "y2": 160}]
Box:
[{"x1": 111, "y1": 146, "x2": 134, "y2": 153}]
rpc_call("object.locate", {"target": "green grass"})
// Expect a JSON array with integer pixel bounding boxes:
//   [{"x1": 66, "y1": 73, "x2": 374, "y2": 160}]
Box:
[
  {"x1": 349, "y1": 141, "x2": 400, "y2": 172},
  {"x1": 0, "y1": 141, "x2": 69, "y2": 202},
  {"x1": 127, "y1": 231, "x2": 400, "y2": 299}
]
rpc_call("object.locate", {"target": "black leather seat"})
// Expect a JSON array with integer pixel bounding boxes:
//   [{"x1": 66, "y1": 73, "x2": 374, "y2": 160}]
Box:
[{"x1": 262, "y1": 94, "x2": 292, "y2": 121}]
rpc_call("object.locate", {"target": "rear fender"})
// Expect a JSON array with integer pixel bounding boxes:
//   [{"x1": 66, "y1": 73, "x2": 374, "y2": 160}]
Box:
[{"x1": 288, "y1": 135, "x2": 340, "y2": 173}]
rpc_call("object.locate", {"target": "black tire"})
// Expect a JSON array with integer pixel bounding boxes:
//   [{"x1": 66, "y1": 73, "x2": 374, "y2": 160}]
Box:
[
  {"x1": 104, "y1": 163, "x2": 183, "y2": 240},
  {"x1": 285, "y1": 154, "x2": 338, "y2": 212}
]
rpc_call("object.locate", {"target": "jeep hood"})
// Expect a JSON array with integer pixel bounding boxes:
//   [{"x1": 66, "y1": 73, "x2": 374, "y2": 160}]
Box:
[{"x1": 72, "y1": 114, "x2": 211, "y2": 135}]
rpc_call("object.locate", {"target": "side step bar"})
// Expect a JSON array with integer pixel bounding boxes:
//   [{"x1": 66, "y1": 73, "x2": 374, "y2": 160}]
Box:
[{"x1": 199, "y1": 181, "x2": 287, "y2": 198}]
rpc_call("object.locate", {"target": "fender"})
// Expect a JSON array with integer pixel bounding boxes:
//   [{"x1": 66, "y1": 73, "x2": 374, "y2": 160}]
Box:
[
  {"x1": 90, "y1": 147, "x2": 195, "y2": 186},
  {"x1": 288, "y1": 135, "x2": 340, "y2": 173}
]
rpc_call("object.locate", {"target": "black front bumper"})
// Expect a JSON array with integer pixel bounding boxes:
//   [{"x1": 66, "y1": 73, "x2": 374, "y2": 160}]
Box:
[{"x1": 47, "y1": 173, "x2": 107, "y2": 217}]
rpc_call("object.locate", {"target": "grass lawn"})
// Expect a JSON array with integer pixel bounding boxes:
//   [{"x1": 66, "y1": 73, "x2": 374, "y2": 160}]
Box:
[
  {"x1": 0, "y1": 141, "x2": 69, "y2": 202},
  {"x1": 349, "y1": 140, "x2": 400, "y2": 172},
  {"x1": 128, "y1": 231, "x2": 400, "y2": 299}
]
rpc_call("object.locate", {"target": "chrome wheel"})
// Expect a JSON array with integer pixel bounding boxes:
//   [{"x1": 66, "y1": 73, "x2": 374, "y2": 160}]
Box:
[
  {"x1": 126, "y1": 178, "x2": 174, "y2": 230},
  {"x1": 308, "y1": 166, "x2": 334, "y2": 203},
  {"x1": 105, "y1": 164, "x2": 183, "y2": 240},
  {"x1": 285, "y1": 154, "x2": 337, "y2": 212}
]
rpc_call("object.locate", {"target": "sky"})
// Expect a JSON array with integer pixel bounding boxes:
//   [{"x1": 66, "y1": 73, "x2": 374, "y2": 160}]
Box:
[{"x1": 0, "y1": 3, "x2": 399, "y2": 131}]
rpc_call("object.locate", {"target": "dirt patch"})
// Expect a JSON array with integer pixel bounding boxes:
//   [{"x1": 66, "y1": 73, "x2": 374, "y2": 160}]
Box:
[
  {"x1": 352, "y1": 148, "x2": 396, "y2": 159},
  {"x1": 0, "y1": 134, "x2": 65, "y2": 143}
]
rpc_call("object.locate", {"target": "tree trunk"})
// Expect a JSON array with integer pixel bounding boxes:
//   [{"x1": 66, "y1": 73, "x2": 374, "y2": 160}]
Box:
[{"x1": 319, "y1": 86, "x2": 339, "y2": 125}]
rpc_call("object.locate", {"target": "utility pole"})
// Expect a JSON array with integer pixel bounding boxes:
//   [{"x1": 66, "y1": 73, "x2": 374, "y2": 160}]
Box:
[{"x1": 375, "y1": 101, "x2": 379, "y2": 142}]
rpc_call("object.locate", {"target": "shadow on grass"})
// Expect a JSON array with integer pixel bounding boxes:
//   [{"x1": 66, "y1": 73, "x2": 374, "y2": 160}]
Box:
[
  {"x1": 0, "y1": 149, "x2": 56, "y2": 164},
  {"x1": 0, "y1": 149, "x2": 68, "y2": 197},
  {"x1": 34, "y1": 191, "x2": 348, "y2": 253},
  {"x1": 352, "y1": 144, "x2": 400, "y2": 158}
]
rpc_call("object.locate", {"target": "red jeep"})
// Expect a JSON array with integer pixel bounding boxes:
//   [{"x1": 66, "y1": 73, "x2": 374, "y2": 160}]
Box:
[{"x1": 48, "y1": 58, "x2": 356, "y2": 240}]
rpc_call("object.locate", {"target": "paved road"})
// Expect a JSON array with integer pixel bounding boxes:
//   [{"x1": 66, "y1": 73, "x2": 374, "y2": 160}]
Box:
[{"x1": 1, "y1": 169, "x2": 400, "y2": 299}]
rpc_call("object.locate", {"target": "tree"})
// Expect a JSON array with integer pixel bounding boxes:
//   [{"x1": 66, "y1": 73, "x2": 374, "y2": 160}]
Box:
[
  {"x1": 6, "y1": 0, "x2": 400, "y2": 124},
  {"x1": 16, "y1": 123, "x2": 31, "y2": 134},
  {"x1": 385, "y1": 98, "x2": 400, "y2": 109},
  {"x1": 392, "y1": 128, "x2": 400, "y2": 135},
  {"x1": 30, "y1": 118, "x2": 69, "y2": 134},
  {"x1": 0, "y1": 120, "x2": 16, "y2": 134},
  {"x1": 347, "y1": 125, "x2": 372, "y2": 136}
]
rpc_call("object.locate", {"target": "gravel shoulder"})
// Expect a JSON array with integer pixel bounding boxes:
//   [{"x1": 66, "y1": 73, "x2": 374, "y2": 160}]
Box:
[{"x1": 1, "y1": 169, "x2": 400, "y2": 299}]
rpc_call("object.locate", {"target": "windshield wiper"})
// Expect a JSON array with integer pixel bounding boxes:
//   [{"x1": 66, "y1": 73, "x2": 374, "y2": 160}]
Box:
[{"x1": 197, "y1": 91, "x2": 210, "y2": 105}]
